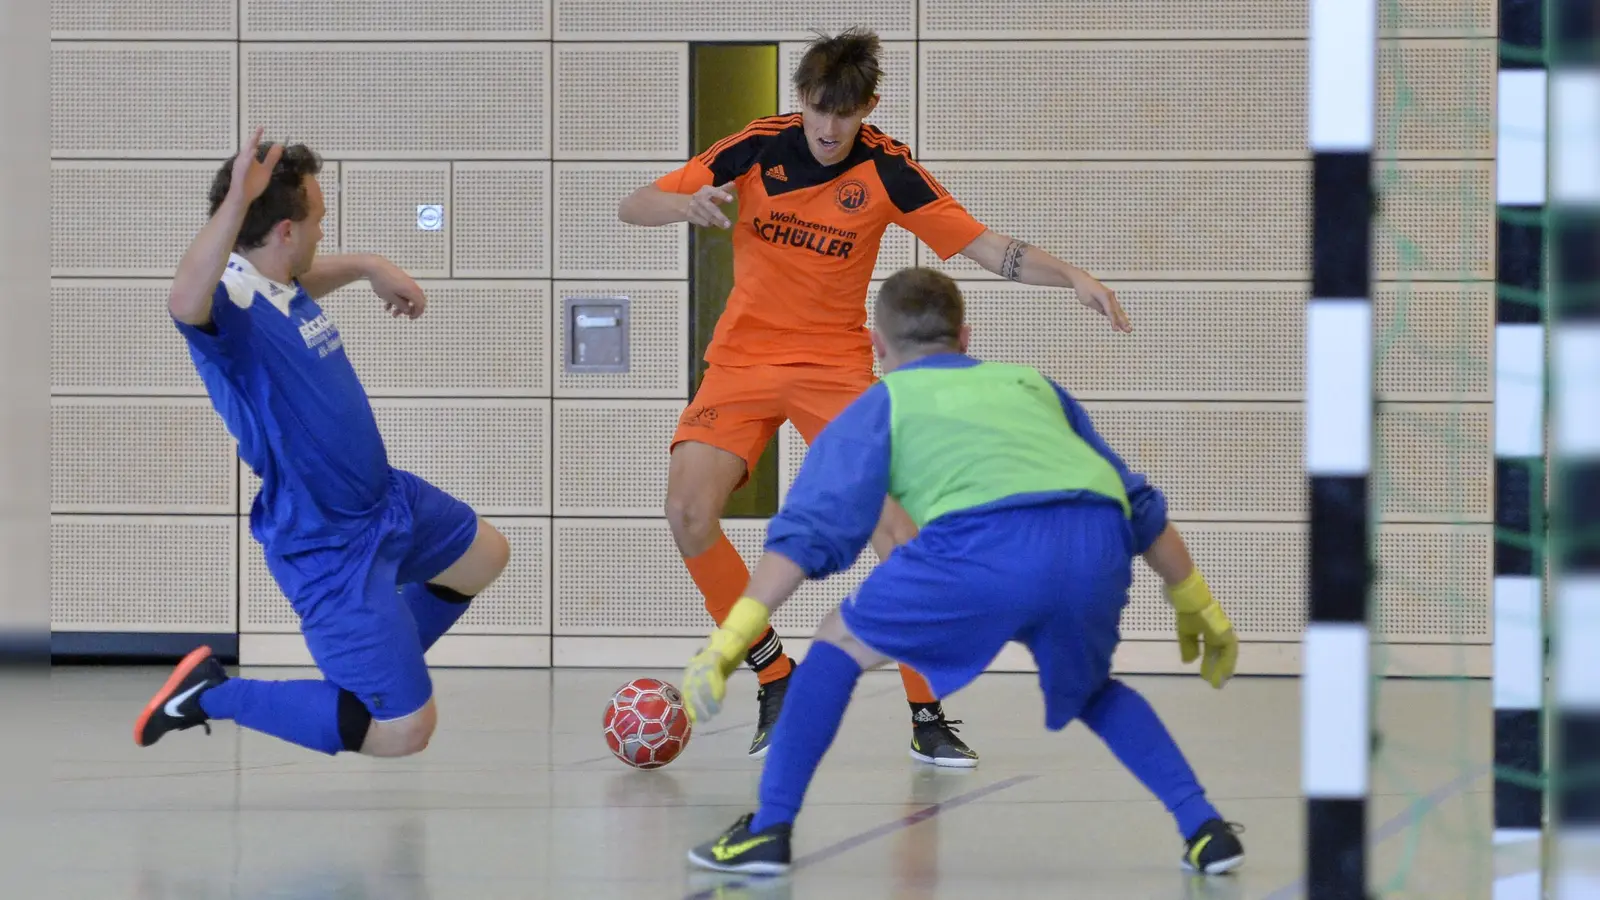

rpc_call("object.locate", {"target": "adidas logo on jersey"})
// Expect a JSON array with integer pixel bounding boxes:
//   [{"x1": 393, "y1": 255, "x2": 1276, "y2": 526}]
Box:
[{"x1": 765, "y1": 165, "x2": 788, "y2": 182}]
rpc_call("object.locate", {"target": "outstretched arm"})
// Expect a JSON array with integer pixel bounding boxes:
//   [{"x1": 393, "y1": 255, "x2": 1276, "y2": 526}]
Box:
[
  {"x1": 958, "y1": 230, "x2": 1131, "y2": 333},
  {"x1": 169, "y1": 128, "x2": 280, "y2": 327},
  {"x1": 298, "y1": 253, "x2": 427, "y2": 318}
]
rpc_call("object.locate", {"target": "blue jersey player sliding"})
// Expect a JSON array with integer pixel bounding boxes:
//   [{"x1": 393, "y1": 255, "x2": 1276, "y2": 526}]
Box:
[
  {"x1": 133, "y1": 127, "x2": 511, "y2": 758},
  {"x1": 680, "y1": 266, "x2": 1247, "y2": 876}
]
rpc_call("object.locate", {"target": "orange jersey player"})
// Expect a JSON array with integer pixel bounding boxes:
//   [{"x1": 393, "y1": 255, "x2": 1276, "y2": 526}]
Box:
[{"x1": 617, "y1": 27, "x2": 1129, "y2": 765}]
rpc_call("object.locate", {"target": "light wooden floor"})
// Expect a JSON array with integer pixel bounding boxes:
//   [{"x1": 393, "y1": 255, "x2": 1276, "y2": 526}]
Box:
[{"x1": 48, "y1": 665, "x2": 1503, "y2": 899}]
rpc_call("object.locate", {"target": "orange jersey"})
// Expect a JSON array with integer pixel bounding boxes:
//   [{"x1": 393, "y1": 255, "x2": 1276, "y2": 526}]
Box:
[{"x1": 654, "y1": 115, "x2": 987, "y2": 368}]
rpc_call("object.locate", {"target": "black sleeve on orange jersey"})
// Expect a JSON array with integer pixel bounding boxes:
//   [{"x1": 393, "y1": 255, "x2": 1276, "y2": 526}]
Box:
[{"x1": 872, "y1": 150, "x2": 943, "y2": 215}]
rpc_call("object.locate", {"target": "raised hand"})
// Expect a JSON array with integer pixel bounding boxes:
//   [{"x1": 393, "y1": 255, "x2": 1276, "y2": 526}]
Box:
[
  {"x1": 367, "y1": 258, "x2": 427, "y2": 319},
  {"x1": 229, "y1": 126, "x2": 283, "y2": 204},
  {"x1": 1069, "y1": 270, "x2": 1132, "y2": 334}
]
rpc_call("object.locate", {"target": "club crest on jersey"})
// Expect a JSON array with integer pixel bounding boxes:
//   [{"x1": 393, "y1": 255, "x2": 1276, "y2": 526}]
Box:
[{"x1": 834, "y1": 180, "x2": 869, "y2": 214}]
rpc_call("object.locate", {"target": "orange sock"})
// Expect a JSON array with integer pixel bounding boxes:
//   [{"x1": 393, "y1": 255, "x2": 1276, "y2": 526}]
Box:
[
  {"x1": 899, "y1": 664, "x2": 938, "y2": 704},
  {"x1": 683, "y1": 534, "x2": 792, "y2": 684}
]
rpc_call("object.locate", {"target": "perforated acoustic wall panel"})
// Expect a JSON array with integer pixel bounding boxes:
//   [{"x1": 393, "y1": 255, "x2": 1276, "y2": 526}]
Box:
[
  {"x1": 919, "y1": 0, "x2": 1306, "y2": 39},
  {"x1": 51, "y1": 398, "x2": 236, "y2": 515},
  {"x1": 241, "y1": 517, "x2": 550, "y2": 633},
  {"x1": 1376, "y1": 404, "x2": 1492, "y2": 523},
  {"x1": 553, "y1": 282, "x2": 687, "y2": 399},
  {"x1": 451, "y1": 163, "x2": 551, "y2": 279},
  {"x1": 917, "y1": 0, "x2": 1492, "y2": 38},
  {"x1": 916, "y1": 162, "x2": 1309, "y2": 280},
  {"x1": 553, "y1": 163, "x2": 686, "y2": 279},
  {"x1": 316, "y1": 281, "x2": 550, "y2": 397},
  {"x1": 51, "y1": 516, "x2": 236, "y2": 632},
  {"x1": 1378, "y1": 39, "x2": 1495, "y2": 159},
  {"x1": 51, "y1": 162, "x2": 219, "y2": 277},
  {"x1": 52, "y1": 280, "x2": 206, "y2": 396},
  {"x1": 51, "y1": 0, "x2": 236, "y2": 39},
  {"x1": 1375, "y1": 283, "x2": 1493, "y2": 401},
  {"x1": 1375, "y1": 161, "x2": 1494, "y2": 281},
  {"x1": 241, "y1": 0, "x2": 549, "y2": 40},
  {"x1": 554, "y1": 43, "x2": 688, "y2": 161},
  {"x1": 953, "y1": 281, "x2": 1305, "y2": 401},
  {"x1": 242, "y1": 45, "x2": 551, "y2": 160},
  {"x1": 918, "y1": 41, "x2": 1305, "y2": 161},
  {"x1": 552, "y1": 2, "x2": 915, "y2": 41},
  {"x1": 341, "y1": 162, "x2": 449, "y2": 277},
  {"x1": 51, "y1": 43, "x2": 237, "y2": 159},
  {"x1": 551, "y1": 401, "x2": 681, "y2": 516}
]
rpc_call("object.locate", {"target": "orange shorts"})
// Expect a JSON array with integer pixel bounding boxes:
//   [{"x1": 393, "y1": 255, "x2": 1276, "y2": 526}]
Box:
[{"x1": 671, "y1": 363, "x2": 876, "y2": 481}]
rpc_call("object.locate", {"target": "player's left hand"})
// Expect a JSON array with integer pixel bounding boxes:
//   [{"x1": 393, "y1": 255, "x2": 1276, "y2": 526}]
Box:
[
  {"x1": 1069, "y1": 271, "x2": 1130, "y2": 334},
  {"x1": 368, "y1": 261, "x2": 427, "y2": 319}
]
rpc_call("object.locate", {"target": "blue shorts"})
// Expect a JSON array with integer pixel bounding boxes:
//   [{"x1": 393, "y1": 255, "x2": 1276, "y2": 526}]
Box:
[
  {"x1": 264, "y1": 468, "x2": 480, "y2": 720},
  {"x1": 839, "y1": 499, "x2": 1135, "y2": 731}
]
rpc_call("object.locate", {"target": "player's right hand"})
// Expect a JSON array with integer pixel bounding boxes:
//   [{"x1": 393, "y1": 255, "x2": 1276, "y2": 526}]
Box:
[
  {"x1": 683, "y1": 183, "x2": 737, "y2": 229},
  {"x1": 229, "y1": 126, "x2": 283, "y2": 203},
  {"x1": 681, "y1": 596, "x2": 771, "y2": 724},
  {"x1": 1164, "y1": 569, "x2": 1238, "y2": 689}
]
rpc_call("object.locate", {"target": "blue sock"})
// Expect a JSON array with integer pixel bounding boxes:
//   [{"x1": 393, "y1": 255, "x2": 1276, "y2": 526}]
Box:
[
  {"x1": 1079, "y1": 679, "x2": 1221, "y2": 839},
  {"x1": 199, "y1": 677, "x2": 348, "y2": 756},
  {"x1": 750, "y1": 641, "x2": 864, "y2": 833},
  {"x1": 401, "y1": 583, "x2": 472, "y2": 651}
]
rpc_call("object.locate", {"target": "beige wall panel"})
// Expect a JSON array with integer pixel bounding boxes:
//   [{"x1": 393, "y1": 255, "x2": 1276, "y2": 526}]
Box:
[
  {"x1": 1376, "y1": 403, "x2": 1492, "y2": 523},
  {"x1": 316, "y1": 280, "x2": 550, "y2": 397},
  {"x1": 779, "y1": 40, "x2": 915, "y2": 150},
  {"x1": 51, "y1": 42, "x2": 236, "y2": 159},
  {"x1": 920, "y1": 0, "x2": 1305, "y2": 38},
  {"x1": 918, "y1": 0, "x2": 1491, "y2": 37},
  {"x1": 553, "y1": 163, "x2": 686, "y2": 279},
  {"x1": 1375, "y1": 161, "x2": 1494, "y2": 280},
  {"x1": 241, "y1": 517, "x2": 550, "y2": 633},
  {"x1": 553, "y1": 43, "x2": 687, "y2": 161},
  {"x1": 51, "y1": 161, "x2": 216, "y2": 276},
  {"x1": 51, "y1": 0, "x2": 235, "y2": 39},
  {"x1": 552, "y1": 281, "x2": 687, "y2": 399},
  {"x1": 51, "y1": 398, "x2": 235, "y2": 514},
  {"x1": 51, "y1": 515, "x2": 236, "y2": 632},
  {"x1": 1121, "y1": 523, "x2": 1489, "y2": 643},
  {"x1": 241, "y1": 43, "x2": 550, "y2": 159},
  {"x1": 244, "y1": 399, "x2": 550, "y2": 516},
  {"x1": 1375, "y1": 282, "x2": 1493, "y2": 401},
  {"x1": 915, "y1": 162, "x2": 1309, "y2": 281},
  {"x1": 340, "y1": 162, "x2": 450, "y2": 277},
  {"x1": 452, "y1": 162, "x2": 551, "y2": 278},
  {"x1": 781, "y1": 399, "x2": 1488, "y2": 524},
  {"x1": 551, "y1": 400, "x2": 679, "y2": 516},
  {"x1": 918, "y1": 41, "x2": 1304, "y2": 161},
  {"x1": 52, "y1": 279, "x2": 206, "y2": 396},
  {"x1": 1121, "y1": 523, "x2": 1308, "y2": 640},
  {"x1": 1379, "y1": 39, "x2": 1495, "y2": 159},
  {"x1": 550, "y1": 518, "x2": 864, "y2": 636},
  {"x1": 1084, "y1": 402, "x2": 1306, "y2": 521},
  {"x1": 552, "y1": 519, "x2": 761, "y2": 635},
  {"x1": 552, "y1": 2, "x2": 914, "y2": 41},
  {"x1": 944, "y1": 281, "x2": 1307, "y2": 401},
  {"x1": 1373, "y1": 524, "x2": 1491, "y2": 643},
  {"x1": 241, "y1": 0, "x2": 548, "y2": 39}
]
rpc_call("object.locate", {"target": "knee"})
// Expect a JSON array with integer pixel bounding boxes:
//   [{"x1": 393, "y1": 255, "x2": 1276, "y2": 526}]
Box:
[
  {"x1": 479, "y1": 520, "x2": 511, "y2": 581},
  {"x1": 663, "y1": 487, "x2": 721, "y2": 554},
  {"x1": 361, "y1": 700, "x2": 438, "y2": 758}
]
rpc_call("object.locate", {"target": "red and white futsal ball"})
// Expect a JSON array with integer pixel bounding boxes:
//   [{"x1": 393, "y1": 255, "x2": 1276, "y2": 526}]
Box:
[{"x1": 603, "y1": 677, "x2": 692, "y2": 769}]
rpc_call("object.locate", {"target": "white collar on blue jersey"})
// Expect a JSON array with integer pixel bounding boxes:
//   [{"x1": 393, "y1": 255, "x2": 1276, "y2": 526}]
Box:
[{"x1": 222, "y1": 253, "x2": 300, "y2": 317}]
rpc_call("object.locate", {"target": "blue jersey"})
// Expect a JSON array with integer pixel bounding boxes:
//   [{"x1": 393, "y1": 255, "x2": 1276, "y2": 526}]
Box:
[
  {"x1": 174, "y1": 254, "x2": 389, "y2": 553},
  {"x1": 766, "y1": 353, "x2": 1170, "y2": 579}
]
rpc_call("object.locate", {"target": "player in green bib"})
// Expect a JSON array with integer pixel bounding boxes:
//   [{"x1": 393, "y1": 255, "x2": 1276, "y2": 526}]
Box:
[{"x1": 679, "y1": 266, "x2": 1246, "y2": 877}]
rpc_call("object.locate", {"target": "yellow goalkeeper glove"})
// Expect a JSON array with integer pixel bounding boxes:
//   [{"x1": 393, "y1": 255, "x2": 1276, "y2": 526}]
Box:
[
  {"x1": 1165, "y1": 569, "x2": 1238, "y2": 689},
  {"x1": 681, "y1": 597, "x2": 770, "y2": 725}
]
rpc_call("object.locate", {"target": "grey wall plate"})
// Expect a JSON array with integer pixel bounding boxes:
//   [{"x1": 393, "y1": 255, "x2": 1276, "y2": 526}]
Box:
[{"x1": 563, "y1": 294, "x2": 630, "y2": 374}]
